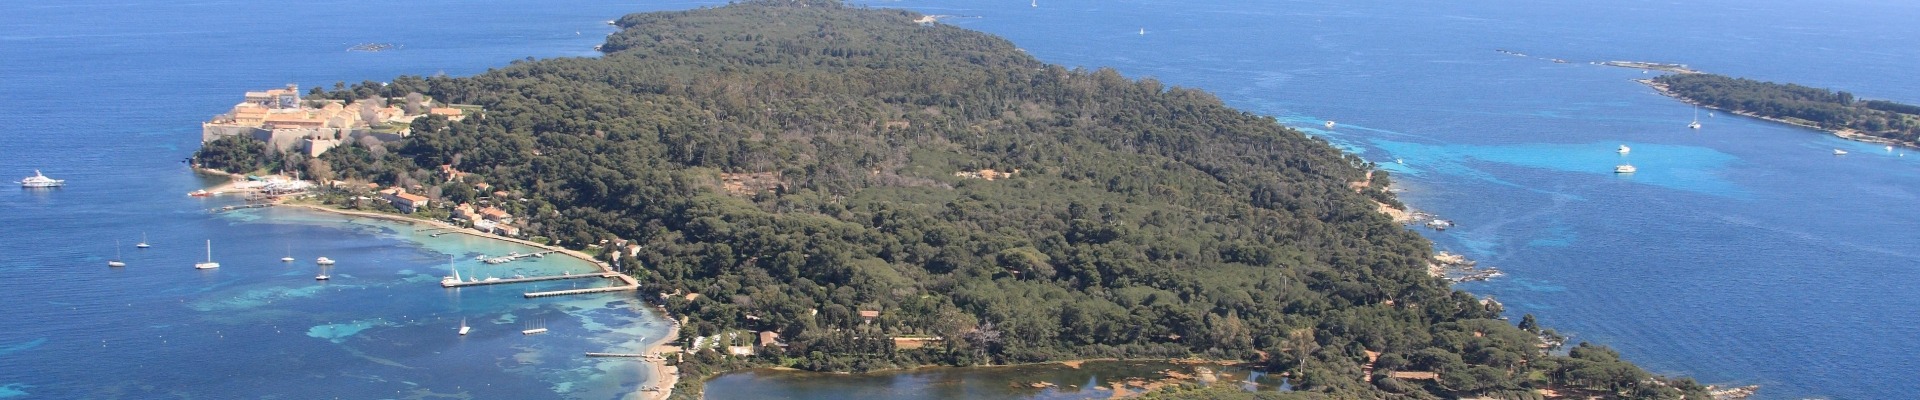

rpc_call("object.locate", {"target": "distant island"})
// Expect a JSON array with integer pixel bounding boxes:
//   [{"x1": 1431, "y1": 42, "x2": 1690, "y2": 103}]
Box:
[
  {"x1": 1646, "y1": 73, "x2": 1920, "y2": 147},
  {"x1": 196, "y1": 1, "x2": 1718, "y2": 398}
]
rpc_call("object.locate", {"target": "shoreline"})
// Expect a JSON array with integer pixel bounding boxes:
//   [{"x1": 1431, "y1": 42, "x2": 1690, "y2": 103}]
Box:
[
  {"x1": 270, "y1": 201, "x2": 673, "y2": 400},
  {"x1": 1637, "y1": 78, "x2": 1916, "y2": 150}
]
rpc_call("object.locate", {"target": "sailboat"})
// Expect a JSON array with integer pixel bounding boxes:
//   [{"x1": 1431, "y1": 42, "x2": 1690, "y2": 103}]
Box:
[
  {"x1": 1688, "y1": 106, "x2": 1702, "y2": 129},
  {"x1": 281, "y1": 244, "x2": 295, "y2": 263},
  {"x1": 459, "y1": 318, "x2": 472, "y2": 336},
  {"x1": 194, "y1": 240, "x2": 220, "y2": 269},
  {"x1": 315, "y1": 263, "x2": 331, "y2": 281},
  {"x1": 1139, "y1": 28, "x2": 1145, "y2": 35},
  {"x1": 441, "y1": 259, "x2": 463, "y2": 287},
  {"x1": 1030, "y1": 0, "x2": 1036, "y2": 7},
  {"x1": 108, "y1": 240, "x2": 126, "y2": 267},
  {"x1": 136, "y1": 232, "x2": 150, "y2": 249}
]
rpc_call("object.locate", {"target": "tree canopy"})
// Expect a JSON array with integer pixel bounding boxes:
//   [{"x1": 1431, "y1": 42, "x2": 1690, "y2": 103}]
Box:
[
  {"x1": 1654, "y1": 73, "x2": 1920, "y2": 145},
  {"x1": 296, "y1": 1, "x2": 1706, "y2": 397}
]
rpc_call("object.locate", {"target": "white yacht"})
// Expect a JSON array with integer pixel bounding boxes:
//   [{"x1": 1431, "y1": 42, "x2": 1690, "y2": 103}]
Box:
[
  {"x1": 136, "y1": 232, "x2": 150, "y2": 249},
  {"x1": 441, "y1": 260, "x2": 463, "y2": 287},
  {"x1": 281, "y1": 245, "x2": 295, "y2": 262},
  {"x1": 316, "y1": 257, "x2": 336, "y2": 265},
  {"x1": 1615, "y1": 165, "x2": 1637, "y2": 173},
  {"x1": 18, "y1": 170, "x2": 64, "y2": 188},
  {"x1": 1688, "y1": 105, "x2": 1702, "y2": 129},
  {"x1": 1325, "y1": 120, "x2": 1336, "y2": 129},
  {"x1": 459, "y1": 319, "x2": 471, "y2": 336},
  {"x1": 315, "y1": 264, "x2": 331, "y2": 281},
  {"x1": 1617, "y1": 145, "x2": 1631, "y2": 154},
  {"x1": 194, "y1": 240, "x2": 220, "y2": 269},
  {"x1": 108, "y1": 240, "x2": 126, "y2": 268},
  {"x1": 1833, "y1": 149, "x2": 1848, "y2": 155},
  {"x1": 522, "y1": 328, "x2": 549, "y2": 335}
]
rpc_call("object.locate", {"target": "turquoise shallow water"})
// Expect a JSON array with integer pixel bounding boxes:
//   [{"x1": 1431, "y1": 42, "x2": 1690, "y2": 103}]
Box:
[
  {"x1": 5, "y1": 0, "x2": 1920, "y2": 398},
  {"x1": 709, "y1": 0, "x2": 1920, "y2": 398},
  {"x1": 0, "y1": 0, "x2": 713, "y2": 398}
]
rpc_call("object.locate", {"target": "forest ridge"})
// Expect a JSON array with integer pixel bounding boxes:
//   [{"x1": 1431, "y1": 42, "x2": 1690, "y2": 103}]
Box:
[{"x1": 199, "y1": 1, "x2": 1715, "y2": 397}]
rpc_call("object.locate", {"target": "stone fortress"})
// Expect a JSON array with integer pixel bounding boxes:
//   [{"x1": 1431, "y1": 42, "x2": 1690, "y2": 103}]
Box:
[{"x1": 201, "y1": 84, "x2": 469, "y2": 157}]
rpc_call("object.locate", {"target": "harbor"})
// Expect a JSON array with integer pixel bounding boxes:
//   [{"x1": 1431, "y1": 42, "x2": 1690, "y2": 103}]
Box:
[
  {"x1": 524, "y1": 285, "x2": 639, "y2": 299},
  {"x1": 441, "y1": 272, "x2": 621, "y2": 288}
]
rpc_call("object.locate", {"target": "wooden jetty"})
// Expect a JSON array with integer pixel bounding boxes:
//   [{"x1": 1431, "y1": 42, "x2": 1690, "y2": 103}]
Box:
[
  {"x1": 207, "y1": 203, "x2": 273, "y2": 213},
  {"x1": 584, "y1": 352, "x2": 661, "y2": 359},
  {"x1": 524, "y1": 285, "x2": 638, "y2": 298},
  {"x1": 442, "y1": 272, "x2": 620, "y2": 288}
]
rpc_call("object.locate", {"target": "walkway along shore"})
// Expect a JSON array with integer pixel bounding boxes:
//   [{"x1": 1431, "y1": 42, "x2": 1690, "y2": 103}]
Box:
[{"x1": 274, "y1": 202, "x2": 672, "y2": 400}]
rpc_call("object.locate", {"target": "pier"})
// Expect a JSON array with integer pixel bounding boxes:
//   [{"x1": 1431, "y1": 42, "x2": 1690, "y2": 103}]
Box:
[
  {"x1": 483, "y1": 250, "x2": 558, "y2": 264},
  {"x1": 207, "y1": 203, "x2": 273, "y2": 213},
  {"x1": 524, "y1": 285, "x2": 638, "y2": 298},
  {"x1": 584, "y1": 352, "x2": 663, "y2": 359},
  {"x1": 442, "y1": 272, "x2": 620, "y2": 288}
]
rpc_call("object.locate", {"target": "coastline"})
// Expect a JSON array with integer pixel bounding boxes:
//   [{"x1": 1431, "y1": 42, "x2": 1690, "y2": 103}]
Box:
[
  {"x1": 1637, "y1": 78, "x2": 1915, "y2": 149},
  {"x1": 271, "y1": 201, "x2": 673, "y2": 399}
]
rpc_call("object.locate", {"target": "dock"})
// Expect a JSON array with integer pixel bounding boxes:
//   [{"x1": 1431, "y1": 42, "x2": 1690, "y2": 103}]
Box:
[
  {"x1": 207, "y1": 203, "x2": 273, "y2": 213},
  {"x1": 584, "y1": 352, "x2": 662, "y2": 359},
  {"x1": 524, "y1": 285, "x2": 638, "y2": 298},
  {"x1": 442, "y1": 272, "x2": 620, "y2": 288},
  {"x1": 483, "y1": 250, "x2": 558, "y2": 265}
]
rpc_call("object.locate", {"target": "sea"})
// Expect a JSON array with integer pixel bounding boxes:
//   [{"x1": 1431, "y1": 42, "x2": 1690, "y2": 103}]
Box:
[{"x1": 4, "y1": 0, "x2": 1917, "y2": 399}]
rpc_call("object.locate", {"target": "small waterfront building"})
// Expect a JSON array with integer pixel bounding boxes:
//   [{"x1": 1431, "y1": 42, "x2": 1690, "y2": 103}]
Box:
[
  {"x1": 479, "y1": 206, "x2": 512, "y2": 222},
  {"x1": 758, "y1": 331, "x2": 782, "y2": 348},
  {"x1": 387, "y1": 192, "x2": 429, "y2": 213}
]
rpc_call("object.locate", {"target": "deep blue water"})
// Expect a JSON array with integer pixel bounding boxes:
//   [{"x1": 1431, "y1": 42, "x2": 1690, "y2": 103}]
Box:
[
  {"x1": 5, "y1": 0, "x2": 1919, "y2": 399},
  {"x1": 845, "y1": 0, "x2": 1919, "y2": 399},
  {"x1": 0, "y1": 1, "x2": 720, "y2": 398}
]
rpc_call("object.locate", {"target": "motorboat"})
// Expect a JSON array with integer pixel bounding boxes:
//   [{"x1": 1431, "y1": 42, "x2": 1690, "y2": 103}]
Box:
[
  {"x1": 18, "y1": 170, "x2": 63, "y2": 188},
  {"x1": 1617, "y1": 145, "x2": 1631, "y2": 154},
  {"x1": 316, "y1": 257, "x2": 336, "y2": 265},
  {"x1": 1615, "y1": 165, "x2": 1637, "y2": 173}
]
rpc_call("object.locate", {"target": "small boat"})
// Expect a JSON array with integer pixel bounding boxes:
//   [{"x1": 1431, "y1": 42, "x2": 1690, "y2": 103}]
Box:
[
  {"x1": 188, "y1": 189, "x2": 210, "y2": 197},
  {"x1": 1426, "y1": 219, "x2": 1453, "y2": 230},
  {"x1": 108, "y1": 240, "x2": 126, "y2": 267},
  {"x1": 194, "y1": 240, "x2": 220, "y2": 269},
  {"x1": 1688, "y1": 106, "x2": 1702, "y2": 129},
  {"x1": 281, "y1": 244, "x2": 295, "y2": 262},
  {"x1": 459, "y1": 319, "x2": 471, "y2": 336},
  {"x1": 315, "y1": 264, "x2": 331, "y2": 281},
  {"x1": 1138, "y1": 28, "x2": 1145, "y2": 35},
  {"x1": 1615, "y1": 164, "x2": 1637, "y2": 173},
  {"x1": 136, "y1": 232, "x2": 150, "y2": 249},
  {"x1": 1395, "y1": 158, "x2": 1405, "y2": 165},
  {"x1": 522, "y1": 328, "x2": 549, "y2": 335},
  {"x1": 18, "y1": 170, "x2": 64, "y2": 188},
  {"x1": 316, "y1": 257, "x2": 336, "y2": 265},
  {"x1": 1617, "y1": 145, "x2": 1631, "y2": 154},
  {"x1": 483, "y1": 275, "x2": 501, "y2": 283},
  {"x1": 1833, "y1": 149, "x2": 1848, "y2": 155},
  {"x1": 1887, "y1": 145, "x2": 1896, "y2": 152},
  {"x1": 441, "y1": 259, "x2": 462, "y2": 287},
  {"x1": 1325, "y1": 120, "x2": 1336, "y2": 129}
]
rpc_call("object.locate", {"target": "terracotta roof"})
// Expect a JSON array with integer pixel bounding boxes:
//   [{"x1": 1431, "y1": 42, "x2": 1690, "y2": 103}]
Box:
[
  {"x1": 393, "y1": 193, "x2": 428, "y2": 202},
  {"x1": 858, "y1": 310, "x2": 880, "y2": 318}
]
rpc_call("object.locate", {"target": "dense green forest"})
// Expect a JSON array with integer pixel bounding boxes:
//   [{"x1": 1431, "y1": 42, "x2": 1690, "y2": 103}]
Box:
[
  {"x1": 1653, "y1": 73, "x2": 1920, "y2": 145},
  {"x1": 274, "y1": 1, "x2": 1707, "y2": 398}
]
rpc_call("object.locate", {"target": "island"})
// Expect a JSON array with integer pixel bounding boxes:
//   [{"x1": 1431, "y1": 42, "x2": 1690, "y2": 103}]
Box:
[
  {"x1": 1647, "y1": 73, "x2": 1920, "y2": 147},
  {"x1": 194, "y1": 1, "x2": 1717, "y2": 398}
]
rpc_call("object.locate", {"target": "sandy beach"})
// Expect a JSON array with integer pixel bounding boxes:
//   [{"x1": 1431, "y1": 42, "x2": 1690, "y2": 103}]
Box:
[{"x1": 273, "y1": 202, "x2": 672, "y2": 399}]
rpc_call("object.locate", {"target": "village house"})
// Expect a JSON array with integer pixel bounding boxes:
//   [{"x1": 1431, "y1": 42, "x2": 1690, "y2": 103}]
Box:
[{"x1": 386, "y1": 191, "x2": 428, "y2": 213}]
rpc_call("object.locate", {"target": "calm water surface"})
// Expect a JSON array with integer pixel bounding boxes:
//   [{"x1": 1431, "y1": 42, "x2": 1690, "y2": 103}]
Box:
[{"x1": 5, "y1": 0, "x2": 1919, "y2": 399}]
